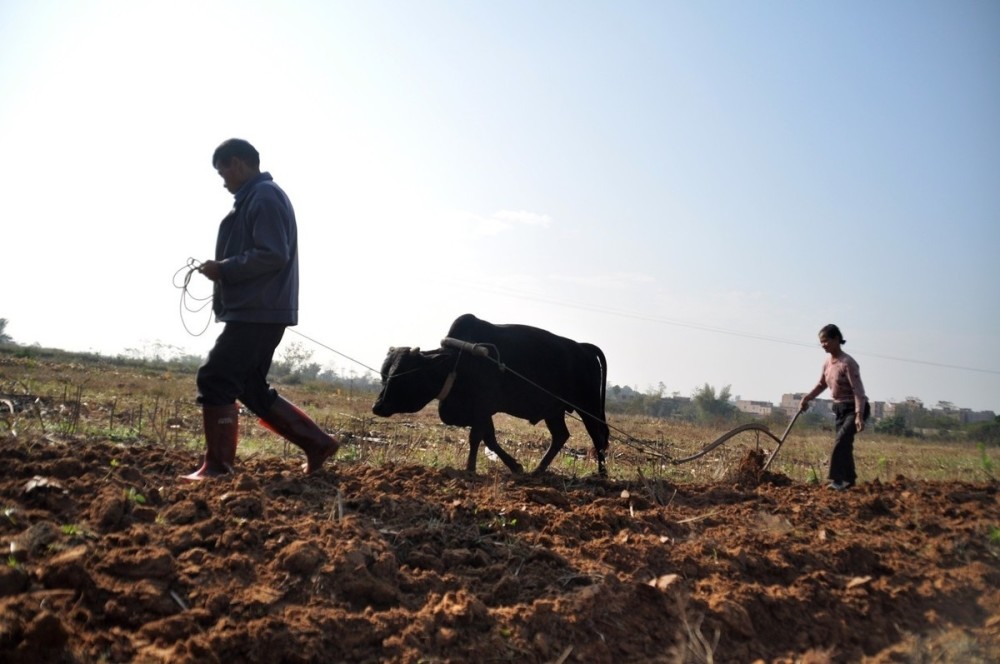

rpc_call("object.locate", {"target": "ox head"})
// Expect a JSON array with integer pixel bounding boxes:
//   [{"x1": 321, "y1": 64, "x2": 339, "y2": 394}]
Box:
[{"x1": 372, "y1": 346, "x2": 447, "y2": 417}]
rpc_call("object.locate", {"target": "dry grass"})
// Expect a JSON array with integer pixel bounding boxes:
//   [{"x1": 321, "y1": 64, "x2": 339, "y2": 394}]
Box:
[{"x1": 1, "y1": 353, "x2": 997, "y2": 484}]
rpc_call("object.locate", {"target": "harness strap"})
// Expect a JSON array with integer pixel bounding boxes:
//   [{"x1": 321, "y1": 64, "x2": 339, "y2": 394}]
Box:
[
  {"x1": 441, "y1": 337, "x2": 489, "y2": 357},
  {"x1": 437, "y1": 371, "x2": 457, "y2": 401}
]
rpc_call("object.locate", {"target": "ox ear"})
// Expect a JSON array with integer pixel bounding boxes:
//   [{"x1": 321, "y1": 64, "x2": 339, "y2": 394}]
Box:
[{"x1": 412, "y1": 347, "x2": 420, "y2": 353}]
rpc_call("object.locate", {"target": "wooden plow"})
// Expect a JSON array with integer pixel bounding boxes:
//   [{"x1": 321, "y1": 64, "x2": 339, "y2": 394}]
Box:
[{"x1": 670, "y1": 410, "x2": 801, "y2": 471}]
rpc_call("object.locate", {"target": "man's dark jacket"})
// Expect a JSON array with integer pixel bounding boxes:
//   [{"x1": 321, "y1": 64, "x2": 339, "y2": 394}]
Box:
[{"x1": 213, "y1": 172, "x2": 298, "y2": 325}]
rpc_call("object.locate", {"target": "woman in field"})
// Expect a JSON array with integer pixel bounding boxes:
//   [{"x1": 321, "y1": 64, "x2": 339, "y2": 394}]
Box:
[{"x1": 799, "y1": 324, "x2": 870, "y2": 490}]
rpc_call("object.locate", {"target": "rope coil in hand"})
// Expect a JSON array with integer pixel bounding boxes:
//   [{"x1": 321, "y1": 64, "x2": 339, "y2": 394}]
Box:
[{"x1": 172, "y1": 258, "x2": 213, "y2": 337}]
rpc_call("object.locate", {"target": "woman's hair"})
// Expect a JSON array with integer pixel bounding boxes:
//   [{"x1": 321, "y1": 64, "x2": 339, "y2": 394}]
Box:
[
  {"x1": 212, "y1": 138, "x2": 260, "y2": 169},
  {"x1": 819, "y1": 323, "x2": 845, "y2": 344}
]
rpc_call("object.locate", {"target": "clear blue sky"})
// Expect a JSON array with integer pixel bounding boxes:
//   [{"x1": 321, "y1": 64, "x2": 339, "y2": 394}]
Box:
[{"x1": 2, "y1": 1, "x2": 998, "y2": 412}]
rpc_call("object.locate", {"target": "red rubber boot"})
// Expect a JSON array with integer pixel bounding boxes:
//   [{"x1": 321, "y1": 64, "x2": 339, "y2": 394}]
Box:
[
  {"x1": 181, "y1": 403, "x2": 239, "y2": 481},
  {"x1": 259, "y1": 396, "x2": 339, "y2": 473}
]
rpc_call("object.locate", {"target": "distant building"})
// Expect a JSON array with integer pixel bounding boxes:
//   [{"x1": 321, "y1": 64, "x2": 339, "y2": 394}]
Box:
[
  {"x1": 608, "y1": 383, "x2": 991, "y2": 426},
  {"x1": 958, "y1": 409, "x2": 996, "y2": 424},
  {"x1": 735, "y1": 400, "x2": 774, "y2": 417},
  {"x1": 881, "y1": 400, "x2": 995, "y2": 425},
  {"x1": 779, "y1": 393, "x2": 804, "y2": 414},
  {"x1": 780, "y1": 393, "x2": 834, "y2": 420}
]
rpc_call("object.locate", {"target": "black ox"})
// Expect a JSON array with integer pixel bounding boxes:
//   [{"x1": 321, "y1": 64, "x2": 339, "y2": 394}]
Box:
[{"x1": 372, "y1": 314, "x2": 610, "y2": 477}]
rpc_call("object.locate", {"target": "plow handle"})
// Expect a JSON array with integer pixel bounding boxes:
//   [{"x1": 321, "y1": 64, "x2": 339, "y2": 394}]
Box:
[{"x1": 761, "y1": 410, "x2": 802, "y2": 472}]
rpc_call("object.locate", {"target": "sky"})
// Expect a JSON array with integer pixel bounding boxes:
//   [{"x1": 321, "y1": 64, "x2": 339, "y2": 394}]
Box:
[{"x1": 1, "y1": 1, "x2": 998, "y2": 413}]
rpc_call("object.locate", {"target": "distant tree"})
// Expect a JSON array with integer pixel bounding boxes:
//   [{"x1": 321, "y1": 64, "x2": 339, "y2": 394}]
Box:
[
  {"x1": 174, "y1": 353, "x2": 205, "y2": 369},
  {"x1": 893, "y1": 400, "x2": 925, "y2": 428},
  {"x1": 920, "y1": 412, "x2": 960, "y2": 431},
  {"x1": 874, "y1": 414, "x2": 910, "y2": 437},
  {"x1": 271, "y1": 341, "x2": 315, "y2": 380},
  {"x1": 652, "y1": 396, "x2": 695, "y2": 420},
  {"x1": 798, "y1": 409, "x2": 832, "y2": 430},
  {"x1": 281, "y1": 341, "x2": 313, "y2": 368},
  {"x1": 692, "y1": 383, "x2": 737, "y2": 424},
  {"x1": 0, "y1": 318, "x2": 12, "y2": 344},
  {"x1": 317, "y1": 368, "x2": 381, "y2": 394},
  {"x1": 122, "y1": 340, "x2": 187, "y2": 363},
  {"x1": 298, "y1": 362, "x2": 322, "y2": 381},
  {"x1": 966, "y1": 416, "x2": 1000, "y2": 447}
]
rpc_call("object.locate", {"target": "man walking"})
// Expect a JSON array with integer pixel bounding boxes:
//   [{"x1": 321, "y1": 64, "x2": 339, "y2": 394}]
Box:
[{"x1": 183, "y1": 138, "x2": 339, "y2": 481}]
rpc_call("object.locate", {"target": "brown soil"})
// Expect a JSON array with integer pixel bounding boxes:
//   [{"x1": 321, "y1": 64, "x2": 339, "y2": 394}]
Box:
[{"x1": 1, "y1": 434, "x2": 998, "y2": 663}]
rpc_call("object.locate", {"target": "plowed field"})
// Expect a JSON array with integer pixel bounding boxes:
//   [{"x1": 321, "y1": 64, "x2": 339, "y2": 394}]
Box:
[{"x1": 1, "y1": 425, "x2": 998, "y2": 663}]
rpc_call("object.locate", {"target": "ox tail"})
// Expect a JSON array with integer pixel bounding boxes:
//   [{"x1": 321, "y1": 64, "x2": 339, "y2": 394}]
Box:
[
  {"x1": 581, "y1": 342, "x2": 608, "y2": 415},
  {"x1": 581, "y1": 342, "x2": 610, "y2": 476}
]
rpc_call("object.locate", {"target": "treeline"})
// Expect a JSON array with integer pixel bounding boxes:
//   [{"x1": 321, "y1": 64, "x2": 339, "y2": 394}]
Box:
[
  {"x1": 872, "y1": 403, "x2": 1000, "y2": 445},
  {"x1": 606, "y1": 382, "x2": 805, "y2": 430},
  {"x1": 608, "y1": 383, "x2": 734, "y2": 421},
  {"x1": 607, "y1": 382, "x2": 1000, "y2": 446}
]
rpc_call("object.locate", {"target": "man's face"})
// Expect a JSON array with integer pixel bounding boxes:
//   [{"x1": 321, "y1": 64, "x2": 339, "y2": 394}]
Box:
[{"x1": 215, "y1": 157, "x2": 251, "y2": 194}]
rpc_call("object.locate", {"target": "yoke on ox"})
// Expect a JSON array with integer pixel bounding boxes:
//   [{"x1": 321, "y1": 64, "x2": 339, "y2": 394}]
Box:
[{"x1": 372, "y1": 314, "x2": 611, "y2": 477}]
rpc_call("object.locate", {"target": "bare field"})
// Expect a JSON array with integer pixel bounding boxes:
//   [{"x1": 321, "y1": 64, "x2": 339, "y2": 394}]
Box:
[{"x1": 1, "y1": 354, "x2": 999, "y2": 663}]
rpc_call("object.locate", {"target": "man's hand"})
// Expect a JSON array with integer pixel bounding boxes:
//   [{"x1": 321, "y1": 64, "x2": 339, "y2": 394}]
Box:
[
  {"x1": 199, "y1": 260, "x2": 223, "y2": 282},
  {"x1": 855, "y1": 414, "x2": 865, "y2": 432},
  {"x1": 799, "y1": 398, "x2": 810, "y2": 413}
]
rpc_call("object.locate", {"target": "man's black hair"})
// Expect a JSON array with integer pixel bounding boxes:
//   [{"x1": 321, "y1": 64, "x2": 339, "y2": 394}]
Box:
[{"x1": 212, "y1": 138, "x2": 260, "y2": 169}]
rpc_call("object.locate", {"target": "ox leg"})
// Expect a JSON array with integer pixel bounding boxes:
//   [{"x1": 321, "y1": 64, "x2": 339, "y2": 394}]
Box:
[
  {"x1": 469, "y1": 419, "x2": 524, "y2": 475},
  {"x1": 582, "y1": 416, "x2": 610, "y2": 478},
  {"x1": 533, "y1": 416, "x2": 571, "y2": 475},
  {"x1": 465, "y1": 425, "x2": 483, "y2": 473}
]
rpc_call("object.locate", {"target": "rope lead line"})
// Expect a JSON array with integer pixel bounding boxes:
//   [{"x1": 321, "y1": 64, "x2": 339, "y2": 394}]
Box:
[
  {"x1": 295, "y1": 325, "x2": 797, "y2": 467},
  {"x1": 173, "y1": 258, "x2": 212, "y2": 337},
  {"x1": 294, "y1": 329, "x2": 667, "y2": 461},
  {"x1": 287, "y1": 328, "x2": 383, "y2": 376},
  {"x1": 170, "y1": 273, "x2": 788, "y2": 468},
  {"x1": 169, "y1": 261, "x2": 670, "y2": 461}
]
